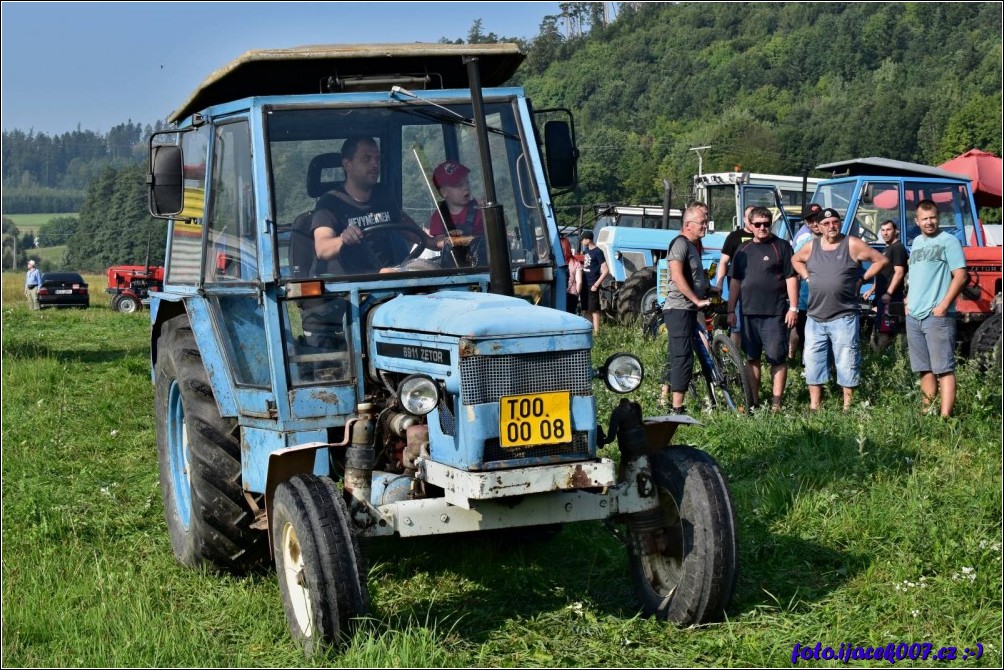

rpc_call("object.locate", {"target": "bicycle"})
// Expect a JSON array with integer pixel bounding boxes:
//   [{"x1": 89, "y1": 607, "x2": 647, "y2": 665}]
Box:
[{"x1": 643, "y1": 294, "x2": 756, "y2": 414}]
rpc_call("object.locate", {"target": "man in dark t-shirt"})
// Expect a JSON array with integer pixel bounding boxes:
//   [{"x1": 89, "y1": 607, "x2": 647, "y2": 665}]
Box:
[
  {"x1": 863, "y1": 219, "x2": 908, "y2": 352},
  {"x1": 312, "y1": 136, "x2": 430, "y2": 275},
  {"x1": 579, "y1": 230, "x2": 608, "y2": 335},
  {"x1": 727, "y1": 206, "x2": 798, "y2": 411},
  {"x1": 715, "y1": 205, "x2": 755, "y2": 347}
]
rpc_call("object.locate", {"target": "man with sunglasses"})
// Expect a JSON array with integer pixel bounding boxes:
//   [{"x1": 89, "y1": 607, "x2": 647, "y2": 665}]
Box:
[
  {"x1": 727, "y1": 206, "x2": 799, "y2": 412},
  {"x1": 791, "y1": 208, "x2": 887, "y2": 411}
]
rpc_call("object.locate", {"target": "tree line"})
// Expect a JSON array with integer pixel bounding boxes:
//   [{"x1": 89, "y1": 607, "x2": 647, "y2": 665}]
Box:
[{"x1": 4, "y1": 1, "x2": 1000, "y2": 271}]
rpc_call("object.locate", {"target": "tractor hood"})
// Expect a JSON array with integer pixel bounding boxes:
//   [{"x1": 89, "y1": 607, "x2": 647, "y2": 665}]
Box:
[{"x1": 370, "y1": 291, "x2": 591, "y2": 338}]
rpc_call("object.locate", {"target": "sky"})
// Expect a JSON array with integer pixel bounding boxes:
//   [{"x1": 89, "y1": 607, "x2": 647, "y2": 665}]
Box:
[{"x1": 0, "y1": 1, "x2": 563, "y2": 136}]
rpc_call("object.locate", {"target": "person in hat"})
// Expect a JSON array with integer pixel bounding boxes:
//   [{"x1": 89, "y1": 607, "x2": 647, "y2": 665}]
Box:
[
  {"x1": 428, "y1": 160, "x2": 486, "y2": 265},
  {"x1": 789, "y1": 202, "x2": 825, "y2": 360},
  {"x1": 791, "y1": 207, "x2": 887, "y2": 411},
  {"x1": 24, "y1": 259, "x2": 41, "y2": 310},
  {"x1": 579, "y1": 230, "x2": 608, "y2": 335}
]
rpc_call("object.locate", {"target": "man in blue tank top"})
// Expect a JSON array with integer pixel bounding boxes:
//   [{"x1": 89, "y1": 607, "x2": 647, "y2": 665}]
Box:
[
  {"x1": 905, "y1": 199, "x2": 968, "y2": 417},
  {"x1": 791, "y1": 208, "x2": 887, "y2": 411}
]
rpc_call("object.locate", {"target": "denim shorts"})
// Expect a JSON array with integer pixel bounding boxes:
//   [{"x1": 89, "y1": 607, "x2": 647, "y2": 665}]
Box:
[
  {"x1": 906, "y1": 314, "x2": 957, "y2": 375},
  {"x1": 804, "y1": 313, "x2": 860, "y2": 388}
]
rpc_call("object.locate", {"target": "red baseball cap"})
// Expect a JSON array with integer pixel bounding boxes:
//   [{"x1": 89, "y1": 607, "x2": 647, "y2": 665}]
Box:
[{"x1": 433, "y1": 161, "x2": 470, "y2": 188}]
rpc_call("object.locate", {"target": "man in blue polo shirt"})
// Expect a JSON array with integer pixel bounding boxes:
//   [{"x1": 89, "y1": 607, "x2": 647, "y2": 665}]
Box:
[{"x1": 905, "y1": 199, "x2": 968, "y2": 417}]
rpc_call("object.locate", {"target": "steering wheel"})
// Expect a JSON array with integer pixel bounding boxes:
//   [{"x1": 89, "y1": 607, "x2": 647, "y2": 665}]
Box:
[{"x1": 357, "y1": 221, "x2": 429, "y2": 263}]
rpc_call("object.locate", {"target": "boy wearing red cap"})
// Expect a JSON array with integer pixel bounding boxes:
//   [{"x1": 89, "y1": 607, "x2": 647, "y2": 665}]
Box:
[{"x1": 428, "y1": 161, "x2": 485, "y2": 263}]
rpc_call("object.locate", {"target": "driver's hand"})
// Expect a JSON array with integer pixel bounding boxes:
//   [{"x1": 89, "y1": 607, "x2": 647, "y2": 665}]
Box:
[{"x1": 341, "y1": 225, "x2": 364, "y2": 245}]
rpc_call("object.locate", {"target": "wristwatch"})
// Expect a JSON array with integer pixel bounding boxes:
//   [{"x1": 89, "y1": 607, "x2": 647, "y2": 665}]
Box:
[{"x1": 788, "y1": 307, "x2": 798, "y2": 313}]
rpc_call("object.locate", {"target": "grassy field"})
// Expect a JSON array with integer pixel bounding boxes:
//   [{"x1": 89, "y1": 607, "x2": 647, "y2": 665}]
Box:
[
  {"x1": 2, "y1": 271, "x2": 1001, "y2": 667},
  {"x1": 3, "y1": 212, "x2": 76, "y2": 235}
]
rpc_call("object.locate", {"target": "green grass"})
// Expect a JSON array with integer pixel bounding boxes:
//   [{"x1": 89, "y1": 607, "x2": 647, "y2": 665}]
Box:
[
  {"x1": 2, "y1": 276, "x2": 1001, "y2": 667},
  {"x1": 3, "y1": 212, "x2": 76, "y2": 235}
]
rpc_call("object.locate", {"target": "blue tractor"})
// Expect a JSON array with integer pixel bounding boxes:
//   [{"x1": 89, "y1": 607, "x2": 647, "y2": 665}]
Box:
[{"x1": 146, "y1": 43, "x2": 737, "y2": 653}]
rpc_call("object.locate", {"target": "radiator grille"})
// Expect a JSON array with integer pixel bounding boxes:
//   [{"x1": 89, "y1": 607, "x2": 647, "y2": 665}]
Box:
[
  {"x1": 482, "y1": 430, "x2": 591, "y2": 464},
  {"x1": 459, "y1": 350, "x2": 593, "y2": 406}
]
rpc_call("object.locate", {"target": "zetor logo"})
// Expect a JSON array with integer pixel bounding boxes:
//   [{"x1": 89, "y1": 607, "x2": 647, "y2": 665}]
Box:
[{"x1": 442, "y1": 162, "x2": 460, "y2": 175}]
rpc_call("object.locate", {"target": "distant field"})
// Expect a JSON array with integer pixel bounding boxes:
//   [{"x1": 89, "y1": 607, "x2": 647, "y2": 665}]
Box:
[{"x1": 3, "y1": 212, "x2": 76, "y2": 234}]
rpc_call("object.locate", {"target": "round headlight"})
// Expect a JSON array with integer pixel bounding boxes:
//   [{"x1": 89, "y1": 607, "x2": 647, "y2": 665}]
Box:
[
  {"x1": 398, "y1": 375, "x2": 440, "y2": 415},
  {"x1": 602, "y1": 353, "x2": 643, "y2": 393}
]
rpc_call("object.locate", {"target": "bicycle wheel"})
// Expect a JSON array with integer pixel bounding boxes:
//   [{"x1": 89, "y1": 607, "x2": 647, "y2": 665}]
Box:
[{"x1": 710, "y1": 333, "x2": 756, "y2": 412}]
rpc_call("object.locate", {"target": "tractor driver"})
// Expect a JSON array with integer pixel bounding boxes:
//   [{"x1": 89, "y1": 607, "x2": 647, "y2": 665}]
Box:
[{"x1": 311, "y1": 136, "x2": 433, "y2": 275}]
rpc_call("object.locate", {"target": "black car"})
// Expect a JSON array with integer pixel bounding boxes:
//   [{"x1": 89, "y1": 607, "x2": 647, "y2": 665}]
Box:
[{"x1": 37, "y1": 272, "x2": 90, "y2": 309}]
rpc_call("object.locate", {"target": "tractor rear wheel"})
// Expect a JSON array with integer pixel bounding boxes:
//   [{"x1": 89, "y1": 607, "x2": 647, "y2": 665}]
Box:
[
  {"x1": 273, "y1": 474, "x2": 369, "y2": 655},
  {"x1": 615, "y1": 267, "x2": 657, "y2": 325},
  {"x1": 970, "y1": 312, "x2": 1002, "y2": 370},
  {"x1": 627, "y1": 447, "x2": 737, "y2": 625},
  {"x1": 155, "y1": 315, "x2": 267, "y2": 573}
]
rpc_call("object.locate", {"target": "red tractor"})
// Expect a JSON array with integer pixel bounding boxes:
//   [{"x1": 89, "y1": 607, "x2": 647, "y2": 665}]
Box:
[{"x1": 105, "y1": 265, "x2": 164, "y2": 313}]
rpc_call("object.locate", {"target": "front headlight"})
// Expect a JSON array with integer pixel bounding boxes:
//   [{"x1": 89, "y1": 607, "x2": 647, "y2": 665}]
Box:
[
  {"x1": 398, "y1": 374, "x2": 440, "y2": 415},
  {"x1": 600, "y1": 353, "x2": 644, "y2": 393}
]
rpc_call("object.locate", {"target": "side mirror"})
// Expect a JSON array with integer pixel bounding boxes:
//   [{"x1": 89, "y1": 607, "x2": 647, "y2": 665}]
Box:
[
  {"x1": 543, "y1": 118, "x2": 578, "y2": 195},
  {"x1": 149, "y1": 144, "x2": 184, "y2": 217}
]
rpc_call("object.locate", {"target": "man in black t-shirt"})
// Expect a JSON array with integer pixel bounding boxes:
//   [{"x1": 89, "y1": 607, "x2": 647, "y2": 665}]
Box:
[
  {"x1": 715, "y1": 205, "x2": 755, "y2": 347},
  {"x1": 579, "y1": 230, "x2": 609, "y2": 335},
  {"x1": 727, "y1": 206, "x2": 798, "y2": 411},
  {"x1": 863, "y1": 219, "x2": 908, "y2": 352},
  {"x1": 312, "y1": 136, "x2": 430, "y2": 275}
]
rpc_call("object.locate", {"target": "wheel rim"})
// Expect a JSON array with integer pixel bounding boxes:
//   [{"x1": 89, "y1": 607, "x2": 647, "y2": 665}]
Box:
[
  {"x1": 281, "y1": 521, "x2": 313, "y2": 637},
  {"x1": 120, "y1": 297, "x2": 138, "y2": 313},
  {"x1": 713, "y1": 340, "x2": 744, "y2": 411},
  {"x1": 166, "y1": 379, "x2": 192, "y2": 528},
  {"x1": 640, "y1": 487, "x2": 685, "y2": 599},
  {"x1": 641, "y1": 287, "x2": 660, "y2": 314}
]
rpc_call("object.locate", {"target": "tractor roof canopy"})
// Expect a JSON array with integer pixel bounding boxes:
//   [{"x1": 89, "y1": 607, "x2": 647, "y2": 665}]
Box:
[
  {"x1": 170, "y1": 42, "x2": 525, "y2": 123},
  {"x1": 816, "y1": 157, "x2": 970, "y2": 181}
]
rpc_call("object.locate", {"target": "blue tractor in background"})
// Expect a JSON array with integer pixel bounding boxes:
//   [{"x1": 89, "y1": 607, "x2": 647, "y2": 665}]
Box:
[{"x1": 146, "y1": 43, "x2": 737, "y2": 654}]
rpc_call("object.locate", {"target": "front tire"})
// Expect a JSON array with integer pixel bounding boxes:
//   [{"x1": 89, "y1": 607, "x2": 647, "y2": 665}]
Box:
[
  {"x1": 116, "y1": 294, "x2": 141, "y2": 313},
  {"x1": 273, "y1": 474, "x2": 369, "y2": 655},
  {"x1": 627, "y1": 447, "x2": 738, "y2": 625},
  {"x1": 155, "y1": 315, "x2": 267, "y2": 572}
]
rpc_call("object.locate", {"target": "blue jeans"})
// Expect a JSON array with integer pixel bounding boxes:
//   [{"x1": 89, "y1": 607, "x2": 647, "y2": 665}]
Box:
[
  {"x1": 804, "y1": 313, "x2": 860, "y2": 388},
  {"x1": 906, "y1": 314, "x2": 956, "y2": 375}
]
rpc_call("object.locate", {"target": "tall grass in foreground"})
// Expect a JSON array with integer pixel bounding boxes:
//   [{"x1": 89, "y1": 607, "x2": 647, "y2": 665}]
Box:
[{"x1": 2, "y1": 276, "x2": 1001, "y2": 666}]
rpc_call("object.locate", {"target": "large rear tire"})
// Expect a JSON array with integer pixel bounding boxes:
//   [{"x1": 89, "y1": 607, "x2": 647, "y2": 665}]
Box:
[
  {"x1": 615, "y1": 267, "x2": 657, "y2": 325},
  {"x1": 627, "y1": 447, "x2": 738, "y2": 625},
  {"x1": 273, "y1": 474, "x2": 369, "y2": 655},
  {"x1": 969, "y1": 313, "x2": 1002, "y2": 370},
  {"x1": 155, "y1": 315, "x2": 267, "y2": 573}
]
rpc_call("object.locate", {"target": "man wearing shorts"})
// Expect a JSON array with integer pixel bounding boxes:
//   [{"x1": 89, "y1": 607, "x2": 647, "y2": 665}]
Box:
[
  {"x1": 727, "y1": 206, "x2": 798, "y2": 412},
  {"x1": 905, "y1": 199, "x2": 967, "y2": 417}
]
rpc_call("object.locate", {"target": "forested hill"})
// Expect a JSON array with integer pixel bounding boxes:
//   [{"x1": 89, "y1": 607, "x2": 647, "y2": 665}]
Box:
[{"x1": 517, "y1": 2, "x2": 1002, "y2": 207}]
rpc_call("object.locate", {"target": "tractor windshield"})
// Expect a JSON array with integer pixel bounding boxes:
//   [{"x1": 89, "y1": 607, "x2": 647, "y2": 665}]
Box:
[{"x1": 268, "y1": 100, "x2": 550, "y2": 281}]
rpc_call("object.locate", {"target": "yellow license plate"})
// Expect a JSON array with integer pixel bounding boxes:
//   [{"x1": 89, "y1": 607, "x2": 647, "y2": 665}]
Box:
[{"x1": 499, "y1": 391, "x2": 572, "y2": 449}]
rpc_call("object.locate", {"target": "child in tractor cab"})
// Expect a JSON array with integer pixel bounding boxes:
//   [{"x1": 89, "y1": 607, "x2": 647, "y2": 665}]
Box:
[{"x1": 428, "y1": 160, "x2": 487, "y2": 266}]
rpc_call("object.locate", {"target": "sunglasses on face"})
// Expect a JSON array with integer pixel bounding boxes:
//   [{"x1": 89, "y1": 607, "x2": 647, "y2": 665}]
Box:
[{"x1": 750, "y1": 220, "x2": 771, "y2": 228}]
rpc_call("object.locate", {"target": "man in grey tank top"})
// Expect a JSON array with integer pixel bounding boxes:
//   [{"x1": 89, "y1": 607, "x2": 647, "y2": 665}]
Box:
[{"x1": 791, "y1": 208, "x2": 887, "y2": 411}]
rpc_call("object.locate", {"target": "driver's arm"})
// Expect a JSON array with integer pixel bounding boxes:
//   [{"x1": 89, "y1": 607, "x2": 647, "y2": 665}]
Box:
[{"x1": 313, "y1": 209, "x2": 361, "y2": 261}]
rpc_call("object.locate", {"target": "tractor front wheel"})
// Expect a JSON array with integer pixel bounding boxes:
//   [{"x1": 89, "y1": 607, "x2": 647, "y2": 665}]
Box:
[
  {"x1": 627, "y1": 446, "x2": 737, "y2": 625},
  {"x1": 273, "y1": 474, "x2": 369, "y2": 655},
  {"x1": 154, "y1": 315, "x2": 267, "y2": 573},
  {"x1": 615, "y1": 267, "x2": 657, "y2": 325},
  {"x1": 116, "y1": 294, "x2": 141, "y2": 313}
]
